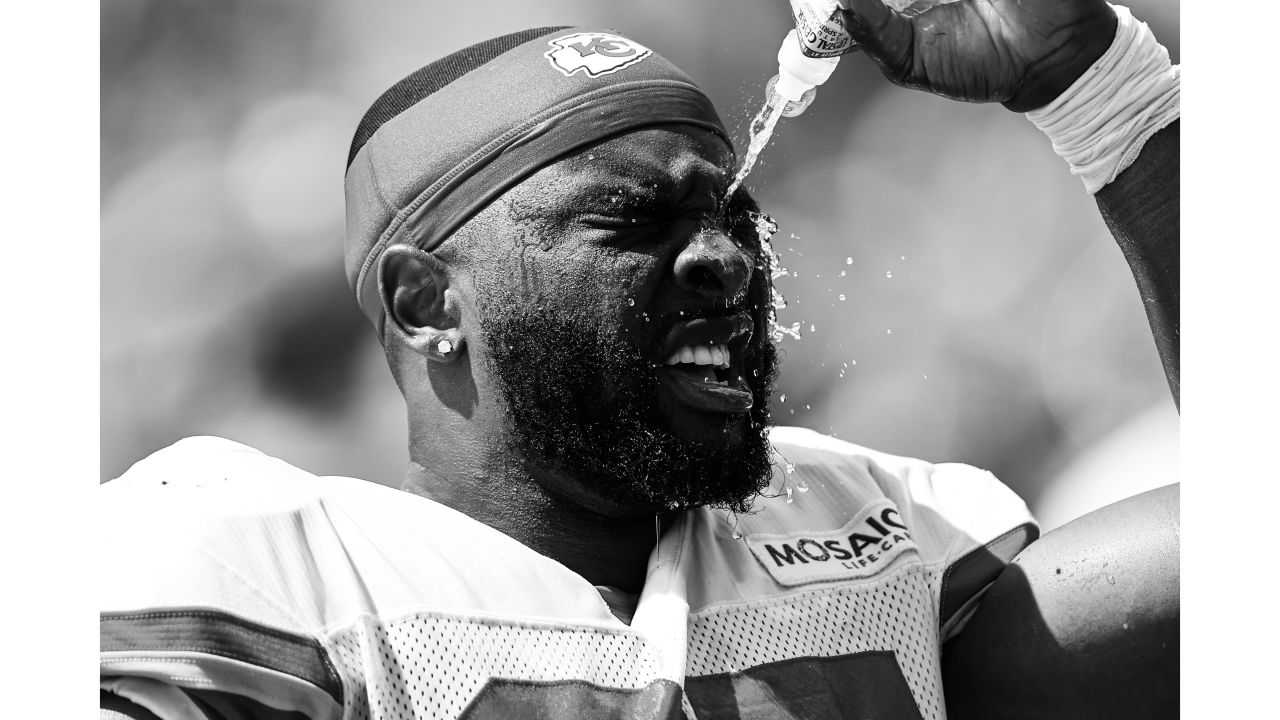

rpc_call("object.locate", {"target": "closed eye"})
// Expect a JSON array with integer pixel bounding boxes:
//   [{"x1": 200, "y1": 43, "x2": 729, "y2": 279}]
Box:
[{"x1": 577, "y1": 213, "x2": 664, "y2": 230}]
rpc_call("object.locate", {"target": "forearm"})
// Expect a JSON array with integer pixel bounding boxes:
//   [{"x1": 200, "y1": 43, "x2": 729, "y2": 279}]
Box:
[
  {"x1": 1021, "y1": 5, "x2": 1179, "y2": 404},
  {"x1": 1095, "y1": 120, "x2": 1180, "y2": 404},
  {"x1": 941, "y1": 484, "x2": 1179, "y2": 719}
]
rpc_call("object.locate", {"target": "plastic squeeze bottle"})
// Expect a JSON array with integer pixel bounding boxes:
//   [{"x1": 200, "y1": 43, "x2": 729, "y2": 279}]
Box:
[{"x1": 769, "y1": 0, "x2": 857, "y2": 116}]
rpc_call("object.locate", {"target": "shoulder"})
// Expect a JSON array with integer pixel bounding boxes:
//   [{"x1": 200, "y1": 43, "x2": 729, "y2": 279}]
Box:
[
  {"x1": 766, "y1": 426, "x2": 1033, "y2": 552},
  {"x1": 101, "y1": 436, "x2": 614, "y2": 623},
  {"x1": 754, "y1": 427, "x2": 1039, "y2": 604},
  {"x1": 100, "y1": 436, "x2": 377, "y2": 579}
]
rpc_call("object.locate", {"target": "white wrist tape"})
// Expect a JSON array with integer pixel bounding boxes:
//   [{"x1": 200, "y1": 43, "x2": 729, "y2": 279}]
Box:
[{"x1": 1026, "y1": 4, "x2": 1180, "y2": 194}]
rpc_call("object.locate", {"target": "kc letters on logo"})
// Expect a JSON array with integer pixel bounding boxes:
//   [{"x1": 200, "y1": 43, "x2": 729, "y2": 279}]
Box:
[
  {"x1": 545, "y1": 33, "x2": 653, "y2": 78},
  {"x1": 745, "y1": 499, "x2": 918, "y2": 587}
]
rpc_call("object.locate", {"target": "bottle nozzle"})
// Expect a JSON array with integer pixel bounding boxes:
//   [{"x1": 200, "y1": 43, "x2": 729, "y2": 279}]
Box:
[{"x1": 766, "y1": 74, "x2": 817, "y2": 117}]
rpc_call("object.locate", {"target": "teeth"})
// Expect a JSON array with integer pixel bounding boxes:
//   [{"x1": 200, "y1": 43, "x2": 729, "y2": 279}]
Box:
[{"x1": 664, "y1": 344, "x2": 732, "y2": 369}]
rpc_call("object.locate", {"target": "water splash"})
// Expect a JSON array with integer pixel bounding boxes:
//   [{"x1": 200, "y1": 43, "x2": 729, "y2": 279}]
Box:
[
  {"x1": 725, "y1": 94, "x2": 789, "y2": 200},
  {"x1": 747, "y1": 210, "x2": 804, "y2": 343}
]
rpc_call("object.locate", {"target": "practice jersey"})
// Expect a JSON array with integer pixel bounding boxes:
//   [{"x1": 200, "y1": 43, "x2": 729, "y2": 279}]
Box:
[{"x1": 100, "y1": 430, "x2": 1036, "y2": 720}]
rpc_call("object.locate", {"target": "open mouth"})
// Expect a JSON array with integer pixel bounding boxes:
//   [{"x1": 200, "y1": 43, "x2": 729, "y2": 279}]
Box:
[{"x1": 657, "y1": 312, "x2": 754, "y2": 413}]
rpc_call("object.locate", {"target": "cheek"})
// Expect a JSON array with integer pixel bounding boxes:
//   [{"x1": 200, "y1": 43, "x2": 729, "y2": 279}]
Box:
[
  {"x1": 477, "y1": 242, "x2": 668, "y2": 345},
  {"x1": 553, "y1": 249, "x2": 665, "y2": 324}
]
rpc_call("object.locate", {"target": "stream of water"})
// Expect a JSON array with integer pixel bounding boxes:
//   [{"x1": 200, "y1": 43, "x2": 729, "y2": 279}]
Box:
[{"x1": 724, "y1": 94, "x2": 789, "y2": 201}]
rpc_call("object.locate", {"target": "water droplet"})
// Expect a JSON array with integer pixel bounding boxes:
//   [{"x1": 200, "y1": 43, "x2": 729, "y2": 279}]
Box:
[
  {"x1": 1122, "y1": 622, "x2": 1129, "y2": 630},
  {"x1": 784, "y1": 462, "x2": 795, "y2": 474},
  {"x1": 839, "y1": 270, "x2": 847, "y2": 277},
  {"x1": 627, "y1": 298, "x2": 635, "y2": 307},
  {"x1": 808, "y1": 324, "x2": 816, "y2": 332},
  {"x1": 886, "y1": 329, "x2": 893, "y2": 334},
  {"x1": 731, "y1": 530, "x2": 743, "y2": 540},
  {"x1": 923, "y1": 373, "x2": 928, "y2": 379},
  {"x1": 900, "y1": 255, "x2": 906, "y2": 261},
  {"x1": 804, "y1": 404, "x2": 811, "y2": 410},
  {"x1": 587, "y1": 153, "x2": 595, "y2": 160},
  {"x1": 785, "y1": 487, "x2": 794, "y2": 503},
  {"x1": 885, "y1": 271, "x2": 893, "y2": 279},
  {"x1": 789, "y1": 409, "x2": 795, "y2": 415},
  {"x1": 795, "y1": 479, "x2": 810, "y2": 492},
  {"x1": 838, "y1": 294, "x2": 846, "y2": 301},
  {"x1": 845, "y1": 257, "x2": 853, "y2": 265},
  {"x1": 779, "y1": 394, "x2": 787, "y2": 403},
  {"x1": 610, "y1": 195, "x2": 618, "y2": 203}
]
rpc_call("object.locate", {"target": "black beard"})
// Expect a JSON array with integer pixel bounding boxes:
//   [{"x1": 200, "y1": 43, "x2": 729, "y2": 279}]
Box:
[{"x1": 478, "y1": 305, "x2": 779, "y2": 516}]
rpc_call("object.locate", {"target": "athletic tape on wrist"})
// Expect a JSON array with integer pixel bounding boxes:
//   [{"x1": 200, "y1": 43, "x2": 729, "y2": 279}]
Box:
[{"x1": 1026, "y1": 4, "x2": 1180, "y2": 194}]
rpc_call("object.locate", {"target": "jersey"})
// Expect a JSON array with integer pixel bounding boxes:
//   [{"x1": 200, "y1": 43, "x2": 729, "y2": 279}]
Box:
[{"x1": 100, "y1": 430, "x2": 1036, "y2": 720}]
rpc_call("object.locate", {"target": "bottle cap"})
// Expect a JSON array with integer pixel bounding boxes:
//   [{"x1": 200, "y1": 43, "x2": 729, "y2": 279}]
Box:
[{"x1": 773, "y1": 71, "x2": 812, "y2": 102}]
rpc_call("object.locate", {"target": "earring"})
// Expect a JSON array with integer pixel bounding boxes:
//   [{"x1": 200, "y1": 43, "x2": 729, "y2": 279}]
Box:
[{"x1": 436, "y1": 339, "x2": 454, "y2": 355}]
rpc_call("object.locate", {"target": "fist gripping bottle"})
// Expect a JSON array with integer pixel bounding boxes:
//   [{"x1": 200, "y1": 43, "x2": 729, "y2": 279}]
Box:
[{"x1": 769, "y1": 0, "x2": 857, "y2": 116}]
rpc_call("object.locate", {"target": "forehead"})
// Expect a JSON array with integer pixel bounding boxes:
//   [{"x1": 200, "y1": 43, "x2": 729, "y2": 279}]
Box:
[{"x1": 529, "y1": 125, "x2": 735, "y2": 199}]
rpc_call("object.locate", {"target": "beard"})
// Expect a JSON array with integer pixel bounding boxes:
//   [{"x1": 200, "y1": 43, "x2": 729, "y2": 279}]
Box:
[{"x1": 478, "y1": 301, "x2": 779, "y2": 516}]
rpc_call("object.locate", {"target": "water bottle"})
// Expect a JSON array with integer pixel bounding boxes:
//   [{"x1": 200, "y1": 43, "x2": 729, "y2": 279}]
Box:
[{"x1": 770, "y1": 0, "x2": 858, "y2": 116}]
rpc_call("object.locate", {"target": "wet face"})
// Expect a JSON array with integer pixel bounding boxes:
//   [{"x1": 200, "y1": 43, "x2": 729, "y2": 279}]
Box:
[{"x1": 457, "y1": 127, "x2": 779, "y2": 517}]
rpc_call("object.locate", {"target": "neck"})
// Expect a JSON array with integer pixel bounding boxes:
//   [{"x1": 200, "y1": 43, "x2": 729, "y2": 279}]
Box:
[{"x1": 402, "y1": 457, "x2": 668, "y2": 593}]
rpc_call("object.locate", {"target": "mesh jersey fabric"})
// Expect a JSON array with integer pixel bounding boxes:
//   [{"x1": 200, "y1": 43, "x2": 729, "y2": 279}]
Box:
[{"x1": 99, "y1": 432, "x2": 1035, "y2": 720}]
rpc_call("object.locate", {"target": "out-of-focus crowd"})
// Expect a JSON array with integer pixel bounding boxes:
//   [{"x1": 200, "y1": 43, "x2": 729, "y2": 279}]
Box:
[{"x1": 102, "y1": 0, "x2": 1179, "y2": 529}]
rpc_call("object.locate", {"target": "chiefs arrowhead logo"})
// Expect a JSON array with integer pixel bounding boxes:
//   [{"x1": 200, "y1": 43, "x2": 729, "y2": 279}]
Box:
[{"x1": 545, "y1": 33, "x2": 652, "y2": 78}]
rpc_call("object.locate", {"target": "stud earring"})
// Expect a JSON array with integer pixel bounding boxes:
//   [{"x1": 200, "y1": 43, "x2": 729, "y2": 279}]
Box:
[{"x1": 437, "y1": 339, "x2": 454, "y2": 355}]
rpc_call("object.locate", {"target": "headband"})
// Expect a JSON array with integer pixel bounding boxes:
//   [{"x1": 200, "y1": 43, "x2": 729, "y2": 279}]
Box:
[{"x1": 344, "y1": 26, "x2": 734, "y2": 330}]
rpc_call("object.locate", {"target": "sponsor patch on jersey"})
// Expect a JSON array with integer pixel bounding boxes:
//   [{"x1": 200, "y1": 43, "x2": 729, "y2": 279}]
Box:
[
  {"x1": 745, "y1": 499, "x2": 918, "y2": 587},
  {"x1": 544, "y1": 32, "x2": 652, "y2": 78}
]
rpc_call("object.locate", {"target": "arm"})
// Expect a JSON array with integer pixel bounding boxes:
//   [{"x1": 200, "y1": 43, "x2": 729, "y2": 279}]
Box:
[
  {"x1": 842, "y1": 0, "x2": 1179, "y2": 402},
  {"x1": 939, "y1": 484, "x2": 1179, "y2": 719},
  {"x1": 837, "y1": 2, "x2": 1181, "y2": 712},
  {"x1": 1095, "y1": 120, "x2": 1180, "y2": 404}
]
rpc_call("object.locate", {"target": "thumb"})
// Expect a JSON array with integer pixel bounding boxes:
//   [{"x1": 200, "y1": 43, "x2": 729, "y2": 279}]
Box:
[{"x1": 842, "y1": 0, "x2": 916, "y2": 83}]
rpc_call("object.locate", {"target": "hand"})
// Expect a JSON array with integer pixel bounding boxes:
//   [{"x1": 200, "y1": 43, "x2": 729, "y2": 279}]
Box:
[{"x1": 842, "y1": 0, "x2": 1118, "y2": 112}]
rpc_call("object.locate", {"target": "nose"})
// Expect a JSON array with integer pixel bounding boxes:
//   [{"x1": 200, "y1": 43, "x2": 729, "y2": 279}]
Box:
[{"x1": 673, "y1": 229, "x2": 752, "y2": 302}]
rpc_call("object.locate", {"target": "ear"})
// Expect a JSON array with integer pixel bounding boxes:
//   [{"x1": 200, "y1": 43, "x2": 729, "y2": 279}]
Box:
[{"x1": 377, "y1": 244, "x2": 465, "y2": 363}]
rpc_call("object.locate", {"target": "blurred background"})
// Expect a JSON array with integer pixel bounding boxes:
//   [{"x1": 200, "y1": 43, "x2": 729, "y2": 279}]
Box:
[{"x1": 101, "y1": 0, "x2": 1179, "y2": 530}]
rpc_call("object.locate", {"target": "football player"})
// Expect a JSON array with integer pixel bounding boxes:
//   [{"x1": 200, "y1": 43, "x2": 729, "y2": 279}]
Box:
[{"x1": 101, "y1": 0, "x2": 1177, "y2": 718}]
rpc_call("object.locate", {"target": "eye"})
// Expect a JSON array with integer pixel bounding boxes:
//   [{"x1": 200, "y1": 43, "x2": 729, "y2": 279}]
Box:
[
  {"x1": 578, "y1": 212, "x2": 657, "y2": 229},
  {"x1": 576, "y1": 193, "x2": 670, "y2": 231}
]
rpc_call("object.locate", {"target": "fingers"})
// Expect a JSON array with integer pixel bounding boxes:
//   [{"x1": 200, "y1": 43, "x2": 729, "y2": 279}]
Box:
[{"x1": 842, "y1": 0, "x2": 916, "y2": 84}]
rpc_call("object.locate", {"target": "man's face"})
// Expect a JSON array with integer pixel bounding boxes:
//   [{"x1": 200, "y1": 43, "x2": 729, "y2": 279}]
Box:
[{"x1": 457, "y1": 126, "x2": 779, "y2": 517}]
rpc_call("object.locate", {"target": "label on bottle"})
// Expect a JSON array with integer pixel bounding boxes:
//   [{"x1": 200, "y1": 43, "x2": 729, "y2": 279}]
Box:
[{"x1": 791, "y1": 1, "x2": 855, "y2": 58}]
